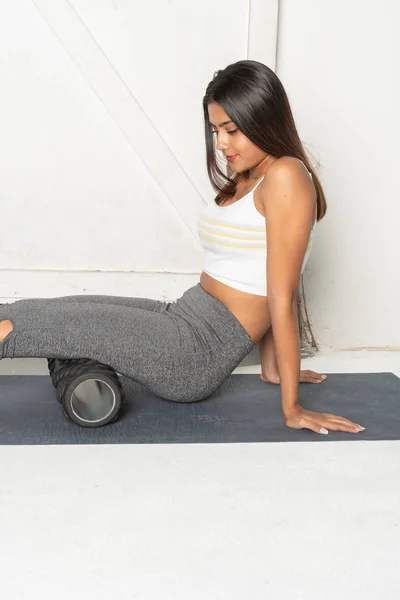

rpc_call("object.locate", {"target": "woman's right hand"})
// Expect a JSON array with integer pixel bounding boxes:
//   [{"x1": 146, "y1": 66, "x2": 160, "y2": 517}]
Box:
[{"x1": 284, "y1": 405, "x2": 366, "y2": 435}]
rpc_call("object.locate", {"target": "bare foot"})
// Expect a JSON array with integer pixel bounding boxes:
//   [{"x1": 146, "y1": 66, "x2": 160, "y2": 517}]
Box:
[
  {"x1": 0, "y1": 320, "x2": 13, "y2": 343},
  {"x1": 260, "y1": 370, "x2": 327, "y2": 385}
]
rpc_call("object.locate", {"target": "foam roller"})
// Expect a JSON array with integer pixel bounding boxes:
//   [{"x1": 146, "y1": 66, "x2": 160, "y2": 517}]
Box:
[{"x1": 47, "y1": 358, "x2": 123, "y2": 427}]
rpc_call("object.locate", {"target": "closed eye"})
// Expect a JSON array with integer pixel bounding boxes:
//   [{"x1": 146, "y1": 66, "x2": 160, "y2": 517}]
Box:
[{"x1": 211, "y1": 129, "x2": 238, "y2": 135}]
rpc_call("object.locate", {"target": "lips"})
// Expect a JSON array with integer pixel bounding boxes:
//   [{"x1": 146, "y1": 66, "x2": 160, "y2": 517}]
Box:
[{"x1": 226, "y1": 155, "x2": 238, "y2": 162}]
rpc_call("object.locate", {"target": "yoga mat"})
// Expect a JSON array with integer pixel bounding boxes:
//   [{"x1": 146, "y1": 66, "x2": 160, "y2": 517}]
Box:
[{"x1": 0, "y1": 372, "x2": 399, "y2": 445}]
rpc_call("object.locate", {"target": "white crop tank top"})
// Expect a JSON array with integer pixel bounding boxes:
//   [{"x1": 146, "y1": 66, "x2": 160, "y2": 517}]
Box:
[{"x1": 197, "y1": 160, "x2": 316, "y2": 296}]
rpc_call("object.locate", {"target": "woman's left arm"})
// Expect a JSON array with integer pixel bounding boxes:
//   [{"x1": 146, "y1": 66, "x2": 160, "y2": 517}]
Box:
[{"x1": 261, "y1": 157, "x2": 315, "y2": 418}]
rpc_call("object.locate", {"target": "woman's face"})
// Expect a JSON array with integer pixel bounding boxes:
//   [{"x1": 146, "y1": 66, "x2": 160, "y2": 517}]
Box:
[{"x1": 207, "y1": 102, "x2": 268, "y2": 174}]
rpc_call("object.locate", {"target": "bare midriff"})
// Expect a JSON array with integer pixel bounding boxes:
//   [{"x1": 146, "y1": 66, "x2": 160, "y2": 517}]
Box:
[{"x1": 199, "y1": 272, "x2": 270, "y2": 344}]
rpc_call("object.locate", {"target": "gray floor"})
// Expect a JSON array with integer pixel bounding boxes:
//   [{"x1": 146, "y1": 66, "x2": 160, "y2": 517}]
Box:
[{"x1": 1, "y1": 348, "x2": 400, "y2": 599}]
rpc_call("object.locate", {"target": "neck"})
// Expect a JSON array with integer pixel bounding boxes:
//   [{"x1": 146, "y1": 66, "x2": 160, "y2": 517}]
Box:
[{"x1": 248, "y1": 155, "x2": 277, "y2": 179}]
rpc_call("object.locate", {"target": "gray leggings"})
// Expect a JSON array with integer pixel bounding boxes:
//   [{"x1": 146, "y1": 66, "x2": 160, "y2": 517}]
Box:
[{"x1": 0, "y1": 283, "x2": 255, "y2": 402}]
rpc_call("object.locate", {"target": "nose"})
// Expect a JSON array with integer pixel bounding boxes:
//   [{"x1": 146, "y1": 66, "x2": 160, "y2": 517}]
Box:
[{"x1": 215, "y1": 133, "x2": 230, "y2": 153}]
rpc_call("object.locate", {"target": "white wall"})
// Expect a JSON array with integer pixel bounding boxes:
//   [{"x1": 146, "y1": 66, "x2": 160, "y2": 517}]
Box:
[
  {"x1": 1, "y1": 0, "x2": 398, "y2": 350},
  {"x1": 0, "y1": 0, "x2": 277, "y2": 303},
  {"x1": 277, "y1": 0, "x2": 400, "y2": 349}
]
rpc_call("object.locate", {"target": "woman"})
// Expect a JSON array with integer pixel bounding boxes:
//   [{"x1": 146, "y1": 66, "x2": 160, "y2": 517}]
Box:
[{"x1": 0, "y1": 60, "x2": 364, "y2": 436}]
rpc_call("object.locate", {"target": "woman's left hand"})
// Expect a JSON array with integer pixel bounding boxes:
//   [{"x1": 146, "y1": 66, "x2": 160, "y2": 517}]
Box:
[{"x1": 260, "y1": 370, "x2": 327, "y2": 385}]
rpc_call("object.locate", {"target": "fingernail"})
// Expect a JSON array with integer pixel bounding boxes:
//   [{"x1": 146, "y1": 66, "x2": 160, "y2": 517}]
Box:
[
  {"x1": 357, "y1": 426, "x2": 366, "y2": 431},
  {"x1": 320, "y1": 427, "x2": 329, "y2": 435},
  {"x1": 322, "y1": 375, "x2": 327, "y2": 379}
]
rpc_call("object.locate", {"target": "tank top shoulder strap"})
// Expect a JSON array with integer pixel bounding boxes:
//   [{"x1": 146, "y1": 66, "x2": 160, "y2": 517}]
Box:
[
  {"x1": 247, "y1": 159, "x2": 311, "y2": 198},
  {"x1": 252, "y1": 176, "x2": 265, "y2": 192}
]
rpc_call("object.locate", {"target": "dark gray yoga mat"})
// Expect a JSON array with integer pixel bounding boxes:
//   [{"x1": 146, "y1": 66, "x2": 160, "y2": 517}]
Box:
[{"x1": 0, "y1": 372, "x2": 399, "y2": 445}]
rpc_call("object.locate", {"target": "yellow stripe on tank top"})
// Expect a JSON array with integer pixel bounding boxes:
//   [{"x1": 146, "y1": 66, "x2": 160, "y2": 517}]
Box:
[
  {"x1": 198, "y1": 224, "x2": 266, "y2": 241},
  {"x1": 199, "y1": 215, "x2": 266, "y2": 233},
  {"x1": 199, "y1": 231, "x2": 313, "y2": 252},
  {"x1": 199, "y1": 227, "x2": 313, "y2": 249},
  {"x1": 199, "y1": 232, "x2": 266, "y2": 249}
]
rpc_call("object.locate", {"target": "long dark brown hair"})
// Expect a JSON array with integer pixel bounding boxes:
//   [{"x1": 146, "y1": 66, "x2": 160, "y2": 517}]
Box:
[{"x1": 203, "y1": 60, "x2": 327, "y2": 221}]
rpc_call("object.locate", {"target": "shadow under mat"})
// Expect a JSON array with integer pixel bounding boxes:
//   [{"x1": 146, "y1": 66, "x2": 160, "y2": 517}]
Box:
[{"x1": 0, "y1": 372, "x2": 399, "y2": 445}]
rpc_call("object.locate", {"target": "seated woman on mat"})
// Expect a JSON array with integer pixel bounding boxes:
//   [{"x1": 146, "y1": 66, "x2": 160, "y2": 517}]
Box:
[{"x1": 0, "y1": 60, "x2": 364, "y2": 436}]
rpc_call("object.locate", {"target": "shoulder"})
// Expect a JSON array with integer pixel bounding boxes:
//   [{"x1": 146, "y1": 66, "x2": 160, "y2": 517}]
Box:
[
  {"x1": 260, "y1": 156, "x2": 315, "y2": 226},
  {"x1": 262, "y1": 156, "x2": 312, "y2": 187},
  {"x1": 259, "y1": 156, "x2": 315, "y2": 208}
]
